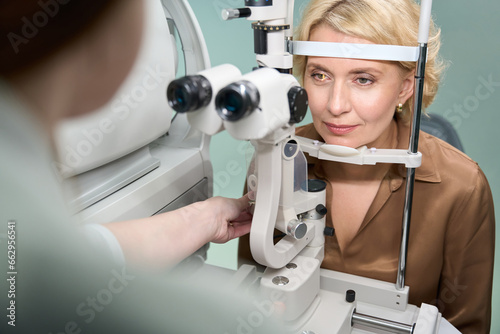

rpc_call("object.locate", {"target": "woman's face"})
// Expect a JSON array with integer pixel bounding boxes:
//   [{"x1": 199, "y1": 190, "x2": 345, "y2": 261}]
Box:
[{"x1": 303, "y1": 25, "x2": 414, "y2": 148}]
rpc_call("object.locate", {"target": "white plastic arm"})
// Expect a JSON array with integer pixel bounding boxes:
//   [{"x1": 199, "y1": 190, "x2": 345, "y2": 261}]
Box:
[
  {"x1": 250, "y1": 140, "x2": 316, "y2": 269},
  {"x1": 285, "y1": 0, "x2": 294, "y2": 39},
  {"x1": 418, "y1": 0, "x2": 433, "y2": 44},
  {"x1": 296, "y1": 136, "x2": 422, "y2": 168},
  {"x1": 289, "y1": 40, "x2": 420, "y2": 62}
]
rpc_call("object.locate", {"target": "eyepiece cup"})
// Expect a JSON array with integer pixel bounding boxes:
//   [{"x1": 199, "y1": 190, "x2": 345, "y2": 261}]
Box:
[
  {"x1": 215, "y1": 80, "x2": 260, "y2": 122},
  {"x1": 167, "y1": 75, "x2": 212, "y2": 113}
]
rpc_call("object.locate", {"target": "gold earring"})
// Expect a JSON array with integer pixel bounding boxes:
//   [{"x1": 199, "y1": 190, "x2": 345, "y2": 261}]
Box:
[{"x1": 397, "y1": 103, "x2": 403, "y2": 113}]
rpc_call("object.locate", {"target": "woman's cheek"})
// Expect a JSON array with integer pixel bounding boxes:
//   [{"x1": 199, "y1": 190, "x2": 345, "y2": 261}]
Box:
[
  {"x1": 351, "y1": 88, "x2": 391, "y2": 121},
  {"x1": 305, "y1": 85, "x2": 328, "y2": 117}
]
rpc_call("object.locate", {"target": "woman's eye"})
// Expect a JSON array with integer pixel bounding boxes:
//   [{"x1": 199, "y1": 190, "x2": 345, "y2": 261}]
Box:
[
  {"x1": 356, "y1": 77, "x2": 373, "y2": 85},
  {"x1": 312, "y1": 73, "x2": 328, "y2": 81}
]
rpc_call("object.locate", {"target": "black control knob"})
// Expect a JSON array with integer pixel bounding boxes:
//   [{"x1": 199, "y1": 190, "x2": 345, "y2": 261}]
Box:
[
  {"x1": 324, "y1": 226, "x2": 335, "y2": 236},
  {"x1": 288, "y1": 86, "x2": 308, "y2": 124},
  {"x1": 315, "y1": 204, "x2": 327, "y2": 216},
  {"x1": 346, "y1": 289, "x2": 356, "y2": 303}
]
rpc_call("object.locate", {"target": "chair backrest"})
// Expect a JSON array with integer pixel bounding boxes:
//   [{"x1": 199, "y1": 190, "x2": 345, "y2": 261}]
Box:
[{"x1": 420, "y1": 113, "x2": 465, "y2": 152}]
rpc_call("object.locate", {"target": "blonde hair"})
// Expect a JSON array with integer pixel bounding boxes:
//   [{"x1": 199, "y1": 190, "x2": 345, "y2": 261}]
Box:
[{"x1": 294, "y1": 0, "x2": 445, "y2": 121}]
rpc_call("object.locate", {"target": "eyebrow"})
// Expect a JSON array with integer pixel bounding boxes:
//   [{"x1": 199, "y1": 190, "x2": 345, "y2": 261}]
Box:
[
  {"x1": 350, "y1": 67, "x2": 383, "y2": 75},
  {"x1": 306, "y1": 62, "x2": 384, "y2": 76}
]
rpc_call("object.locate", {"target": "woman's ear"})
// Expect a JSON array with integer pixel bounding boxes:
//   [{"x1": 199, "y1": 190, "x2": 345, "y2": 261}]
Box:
[{"x1": 399, "y1": 69, "x2": 415, "y2": 104}]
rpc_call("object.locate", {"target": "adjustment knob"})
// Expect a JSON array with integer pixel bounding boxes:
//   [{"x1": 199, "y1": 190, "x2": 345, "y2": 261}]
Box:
[
  {"x1": 346, "y1": 289, "x2": 356, "y2": 303},
  {"x1": 315, "y1": 204, "x2": 327, "y2": 216},
  {"x1": 287, "y1": 219, "x2": 307, "y2": 240},
  {"x1": 221, "y1": 8, "x2": 251, "y2": 21},
  {"x1": 324, "y1": 226, "x2": 335, "y2": 236},
  {"x1": 288, "y1": 86, "x2": 308, "y2": 124}
]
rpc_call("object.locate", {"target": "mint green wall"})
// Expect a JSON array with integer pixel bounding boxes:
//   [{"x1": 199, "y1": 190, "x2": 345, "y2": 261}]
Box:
[{"x1": 187, "y1": 1, "x2": 499, "y2": 332}]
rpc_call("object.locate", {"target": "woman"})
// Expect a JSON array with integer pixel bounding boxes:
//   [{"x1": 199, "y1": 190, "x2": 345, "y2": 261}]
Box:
[{"x1": 239, "y1": 0, "x2": 495, "y2": 332}]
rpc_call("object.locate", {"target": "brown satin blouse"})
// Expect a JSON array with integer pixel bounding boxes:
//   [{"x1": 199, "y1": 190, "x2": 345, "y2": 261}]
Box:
[{"x1": 238, "y1": 120, "x2": 495, "y2": 333}]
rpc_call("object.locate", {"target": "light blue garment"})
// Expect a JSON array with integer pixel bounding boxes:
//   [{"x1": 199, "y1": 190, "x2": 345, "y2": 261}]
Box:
[
  {"x1": 0, "y1": 79, "x2": 124, "y2": 265},
  {"x1": 0, "y1": 80, "x2": 283, "y2": 334}
]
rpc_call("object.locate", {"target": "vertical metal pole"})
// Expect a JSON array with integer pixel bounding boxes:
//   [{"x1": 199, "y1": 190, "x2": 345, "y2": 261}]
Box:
[{"x1": 396, "y1": 43, "x2": 428, "y2": 290}]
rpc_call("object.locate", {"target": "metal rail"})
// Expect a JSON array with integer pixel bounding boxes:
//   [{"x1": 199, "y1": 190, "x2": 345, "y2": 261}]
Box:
[{"x1": 352, "y1": 311, "x2": 414, "y2": 334}]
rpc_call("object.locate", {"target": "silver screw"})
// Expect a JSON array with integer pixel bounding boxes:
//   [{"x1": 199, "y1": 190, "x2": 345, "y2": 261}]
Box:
[{"x1": 272, "y1": 276, "x2": 289, "y2": 286}]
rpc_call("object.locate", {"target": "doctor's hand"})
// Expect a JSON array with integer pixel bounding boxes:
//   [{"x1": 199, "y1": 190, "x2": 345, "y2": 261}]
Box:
[
  {"x1": 105, "y1": 194, "x2": 253, "y2": 270},
  {"x1": 184, "y1": 194, "x2": 253, "y2": 244}
]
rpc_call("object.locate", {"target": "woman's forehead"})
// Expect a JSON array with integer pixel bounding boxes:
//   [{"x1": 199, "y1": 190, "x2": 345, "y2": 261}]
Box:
[{"x1": 309, "y1": 24, "x2": 375, "y2": 45}]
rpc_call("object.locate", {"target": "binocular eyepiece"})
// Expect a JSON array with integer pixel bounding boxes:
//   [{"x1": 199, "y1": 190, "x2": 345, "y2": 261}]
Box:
[
  {"x1": 215, "y1": 80, "x2": 260, "y2": 122},
  {"x1": 165, "y1": 65, "x2": 308, "y2": 140},
  {"x1": 167, "y1": 75, "x2": 262, "y2": 123},
  {"x1": 167, "y1": 75, "x2": 212, "y2": 113}
]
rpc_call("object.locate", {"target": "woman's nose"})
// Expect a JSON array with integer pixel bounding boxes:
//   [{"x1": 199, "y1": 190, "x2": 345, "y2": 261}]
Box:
[{"x1": 327, "y1": 82, "x2": 351, "y2": 116}]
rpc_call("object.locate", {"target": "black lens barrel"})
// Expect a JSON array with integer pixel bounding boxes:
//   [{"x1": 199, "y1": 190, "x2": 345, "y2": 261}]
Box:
[
  {"x1": 167, "y1": 75, "x2": 212, "y2": 113},
  {"x1": 215, "y1": 80, "x2": 260, "y2": 122}
]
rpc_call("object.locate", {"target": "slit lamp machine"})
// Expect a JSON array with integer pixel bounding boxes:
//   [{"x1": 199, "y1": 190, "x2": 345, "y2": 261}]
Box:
[{"x1": 55, "y1": 0, "x2": 459, "y2": 333}]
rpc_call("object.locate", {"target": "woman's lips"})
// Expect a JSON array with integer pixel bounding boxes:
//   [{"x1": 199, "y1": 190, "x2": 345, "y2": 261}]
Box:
[{"x1": 324, "y1": 122, "x2": 358, "y2": 135}]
